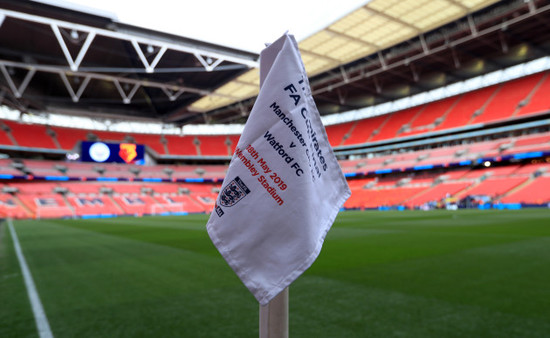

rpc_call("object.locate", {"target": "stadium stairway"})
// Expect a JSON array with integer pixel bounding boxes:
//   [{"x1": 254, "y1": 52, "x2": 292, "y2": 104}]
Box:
[
  {"x1": 501, "y1": 175, "x2": 550, "y2": 204},
  {"x1": 471, "y1": 74, "x2": 544, "y2": 124},
  {"x1": 61, "y1": 194, "x2": 76, "y2": 217},
  {"x1": 404, "y1": 181, "x2": 473, "y2": 208},
  {"x1": 1, "y1": 194, "x2": 33, "y2": 218},
  {"x1": 0, "y1": 121, "x2": 16, "y2": 146},
  {"x1": 446, "y1": 178, "x2": 481, "y2": 201},
  {"x1": 515, "y1": 72, "x2": 550, "y2": 117},
  {"x1": 2, "y1": 120, "x2": 58, "y2": 149},
  {"x1": 107, "y1": 195, "x2": 126, "y2": 215}
]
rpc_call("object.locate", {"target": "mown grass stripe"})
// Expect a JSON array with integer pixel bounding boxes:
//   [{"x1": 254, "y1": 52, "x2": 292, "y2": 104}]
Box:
[{"x1": 7, "y1": 219, "x2": 54, "y2": 338}]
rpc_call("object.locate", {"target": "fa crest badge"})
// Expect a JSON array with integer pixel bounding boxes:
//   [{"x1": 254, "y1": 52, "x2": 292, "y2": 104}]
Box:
[{"x1": 219, "y1": 176, "x2": 250, "y2": 207}]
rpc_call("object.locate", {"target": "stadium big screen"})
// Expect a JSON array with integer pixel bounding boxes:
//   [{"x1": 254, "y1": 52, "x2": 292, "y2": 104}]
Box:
[{"x1": 81, "y1": 141, "x2": 145, "y2": 165}]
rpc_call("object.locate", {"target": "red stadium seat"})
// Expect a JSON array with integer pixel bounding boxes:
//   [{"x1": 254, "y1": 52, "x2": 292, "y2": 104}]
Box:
[
  {"x1": 405, "y1": 181, "x2": 473, "y2": 208},
  {"x1": 500, "y1": 175, "x2": 550, "y2": 205},
  {"x1": 227, "y1": 134, "x2": 241, "y2": 154},
  {"x1": 0, "y1": 193, "x2": 31, "y2": 218},
  {"x1": 370, "y1": 106, "x2": 422, "y2": 142},
  {"x1": 197, "y1": 135, "x2": 231, "y2": 156},
  {"x1": 51, "y1": 126, "x2": 90, "y2": 150},
  {"x1": 435, "y1": 86, "x2": 497, "y2": 131},
  {"x1": 471, "y1": 73, "x2": 544, "y2": 124},
  {"x1": 516, "y1": 72, "x2": 550, "y2": 117},
  {"x1": 132, "y1": 133, "x2": 167, "y2": 155},
  {"x1": 164, "y1": 135, "x2": 197, "y2": 156},
  {"x1": 2, "y1": 120, "x2": 57, "y2": 149},
  {"x1": 0, "y1": 122, "x2": 15, "y2": 146},
  {"x1": 18, "y1": 193, "x2": 73, "y2": 219},
  {"x1": 400, "y1": 97, "x2": 459, "y2": 137},
  {"x1": 342, "y1": 115, "x2": 388, "y2": 145},
  {"x1": 455, "y1": 176, "x2": 528, "y2": 200},
  {"x1": 326, "y1": 122, "x2": 354, "y2": 147}
]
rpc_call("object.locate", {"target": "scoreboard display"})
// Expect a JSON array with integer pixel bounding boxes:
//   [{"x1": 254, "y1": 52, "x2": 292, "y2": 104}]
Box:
[{"x1": 81, "y1": 141, "x2": 145, "y2": 164}]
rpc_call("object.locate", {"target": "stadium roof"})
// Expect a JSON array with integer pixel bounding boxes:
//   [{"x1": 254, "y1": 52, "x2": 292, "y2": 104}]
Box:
[
  {"x1": 191, "y1": 0, "x2": 501, "y2": 113},
  {"x1": 1, "y1": 0, "x2": 550, "y2": 128}
]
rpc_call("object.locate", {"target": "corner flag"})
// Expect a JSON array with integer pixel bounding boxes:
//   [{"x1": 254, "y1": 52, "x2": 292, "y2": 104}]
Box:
[{"x1": 206, "y1": 33, "x2": 351, "y2": 306}]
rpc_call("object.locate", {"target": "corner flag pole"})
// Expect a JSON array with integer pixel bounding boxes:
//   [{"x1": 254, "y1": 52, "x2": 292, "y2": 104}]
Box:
[
  {"x1": 205, "y1": 33, "x2": 350, "y2": 336},
  {"x1": 259, "y1": 287, "x2": 288, "y2": 338}
]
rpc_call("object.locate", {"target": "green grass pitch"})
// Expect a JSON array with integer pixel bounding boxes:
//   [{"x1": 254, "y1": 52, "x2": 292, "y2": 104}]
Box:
[{"x1": 1, "y1": 209, "x2": 550, "y2": 337}]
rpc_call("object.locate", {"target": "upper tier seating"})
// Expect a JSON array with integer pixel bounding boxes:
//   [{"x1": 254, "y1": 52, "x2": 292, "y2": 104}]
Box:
[
  {"x1": 91, "y1": 130, "x2": 126, "y2": 142},
  {"x1": 342, "y1": 115, "x2": 388, "y2": 145},
  {"x1": 164, "y1": 135, "x2": 197, "y2": 156},
  {"x1": 435, "y1": 86, "x2": 496, "y2": 131},
  {"x1": 52, "y1": 126, "x2": 90, "y2": 150},
  {"x1": 370, "y1": 106, "x2": 423, "y2": 142},
  {"x1": 227, "y1": 135, "x2": 241, "y2": 154},
  {"x1": 197, "y1": 135, "x2": 231, "y2": 156},
  {"x1": 0, "y1": 122, "x2": 15, "y2": 146},
  {"x1": 2, "y1": 120, "x2": 57, "y2": 149},
  {"x1": 0, "y1": 72, "x2": 549, "y2": 154},
  {"x1": 131, "y1": 133, "x2": 167, "y2": 155},
  {"x1": 399, "y1": 97, "x2": 459, "y2": 137},
  {"x1": 515, "y1": 73, "x2": 550, "y2": 117},
  {"x1": 471, "y1": 73, "x2": 544, "y2": 124},
  {"x1": 325, "y1": 122, "x2": 353, "y2": 147}
]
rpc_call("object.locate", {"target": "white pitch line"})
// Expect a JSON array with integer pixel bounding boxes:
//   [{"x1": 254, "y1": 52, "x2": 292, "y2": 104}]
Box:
[{"x1": 7, "y1": 219, "x2": 54, "y2": 338}]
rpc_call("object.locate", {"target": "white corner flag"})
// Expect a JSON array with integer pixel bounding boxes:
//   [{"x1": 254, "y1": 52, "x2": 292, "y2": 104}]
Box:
[{"x1": 206, "y1": 33, "x2": 351, "y2": 306}]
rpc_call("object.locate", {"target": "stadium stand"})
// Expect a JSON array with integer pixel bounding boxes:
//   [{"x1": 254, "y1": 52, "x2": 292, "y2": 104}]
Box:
[
  {"x1": 405, "y1": 181, "x2": 473, "y2": 208},
  {"x1": 322, "y1": 72, "x2": 550, "y2": 147},
  {"x1": 197, "y1": 135, "x2": 231, "y2": 156},
  {"x1": 154, "y1": 194, "x2": 205, "y2": 213},
  {"x1": 1, "y1": 1, "x2": 550, "y2": 218},
  {"x1": 67, "y1": 195, "x2": 121, "y2": 216},
  {"x1": 164, "y1": 135, "x2": 198, "y2": 156},
  {"x1": 60, "y1": 182, "x2": 103, "y2": 194},
  {"x1": 0, "y1": 193, "x2": 30, "y2": 218},
  {"x1": 0, "y1": 122, "x2": 15, "y2": 146},
  {"x1": 51, "y1": 126, "x2": 90, "y2": 150},
  {"x1": 370, "y1": 106, "x2": 423, "y2": 142},
  {"x1": 399, "y1": 97, "x2": 458, "y2": 137},
  {"x1": 227, "y1": 135, "x2": 241, "y2": 154},
  {"x1": 516, "y1": 72, "x2": 550, "y2": 117},
  {"x1": 0, "y1": 158, "x2": 21, "y2": 176},
  {"x1": 17, "y1": 193, "x2": 74, "y2": 219},
  {"x1": 326, "y1": 122, "x2": 353, "y2": 147},
  {"x1": 2, "y1": 120, "x2": 57, "y2": 149},
  {"x1": 1, "y1": 131, "x2": 548, "y2": 218},
  {"x1": 91, "y1": 130, "x2": 126, "y2": 143},
  {"x1": 501, "y1": 174, "x2": 550, "y2": 205},
  {"x1": 341, "y1": 115, "x2": 387, "y2": 145},
  {"x1": 131, "y1": 133, "x2": 167, "y2": 155},
  {"x1": 62, "y1": 162, "x2": 103, "y2": 178},
  {"x1": 345, "y1": 185, "x2": 427, "y2": 209},
  {"x1": 0, "y1": 74, "x2": 548, "y2": 158},
  {"x1": 455, "y1": 176, "x2": 529, "y2": 200},
  {"x1": 435, "y1": 86, "x2": 497, "y2": 130},
  {"x1": 470, "y1": 73, "x2": 545, "y2": 124}
]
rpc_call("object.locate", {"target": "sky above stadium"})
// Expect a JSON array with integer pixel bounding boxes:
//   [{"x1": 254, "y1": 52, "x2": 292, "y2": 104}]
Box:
[{"x1": 45, "y1": 0, "x2": 368, "y2": 53}]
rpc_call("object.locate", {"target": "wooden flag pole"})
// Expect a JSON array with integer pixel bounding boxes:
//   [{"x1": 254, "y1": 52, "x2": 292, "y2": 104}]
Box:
[{"x1": 259, "y1": 287, "x2": 288, "y2": 338}]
